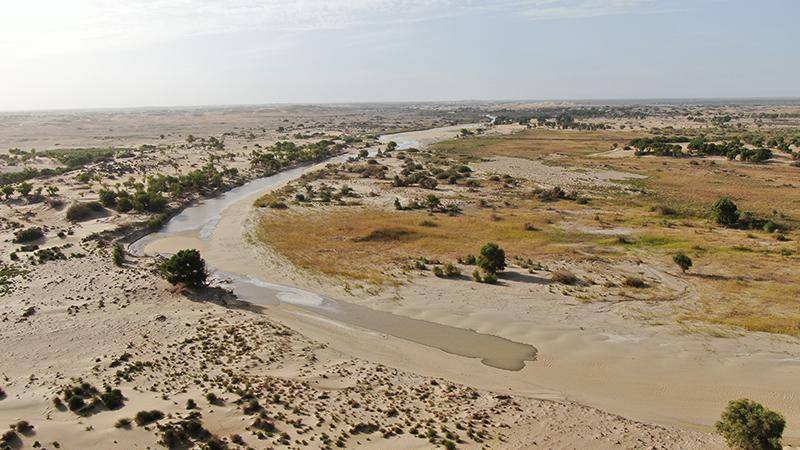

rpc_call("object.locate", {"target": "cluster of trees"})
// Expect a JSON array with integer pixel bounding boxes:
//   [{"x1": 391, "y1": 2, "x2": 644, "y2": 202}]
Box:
[
  {"x1": 0, "y1": 167, "x2": 67, "y2": 186},
  {"x1": 741, "y1": 133, "x2": 798, "y2": 152},
  {"x1": 97, "y1": 163, "x2": 237, "y2": 214},
  {"x1": 250, "y1": 140, "x2": 342, "y2": 175},
  {"x1": 0, "y1": 148, "x2": 120, "y2": 186},
  {"x1": 98, "y1": 187, "x2": 166, "y2": 214},
  {"x1": 629, "y1": 136, "x2": 690, "y2": 157},
  {"x1": 43, "y1": 148, "x2": 117, "y2": 170},
  {"x1": 629, "y1": 136, "x2": 774, "y2": 162},
  {"x1": 688, "y1": 137, "x2": 772, "y2": 162}
]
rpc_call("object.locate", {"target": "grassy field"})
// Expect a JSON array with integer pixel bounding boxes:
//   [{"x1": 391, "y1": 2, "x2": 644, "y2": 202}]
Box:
[{"x1": 256, "y1": 204, "x2": 596, "y2": 285}]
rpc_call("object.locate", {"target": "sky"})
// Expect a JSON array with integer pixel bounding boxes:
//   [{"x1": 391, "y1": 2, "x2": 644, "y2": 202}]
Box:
[{"x1": 0, "y1": 0, "x2": 798, "y2": 111}]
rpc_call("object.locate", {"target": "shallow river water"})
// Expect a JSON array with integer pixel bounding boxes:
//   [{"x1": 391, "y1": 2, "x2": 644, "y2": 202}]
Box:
[{"x1": 131, "y1": 128, "x2": 537, "y2": 371}]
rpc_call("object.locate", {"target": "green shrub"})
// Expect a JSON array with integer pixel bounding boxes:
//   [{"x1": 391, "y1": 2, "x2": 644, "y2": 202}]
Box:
[
  {"x1": 112, "y1": 243, "x2": 124, "y2": 267},
  {"x1": 13, "y1": 227, "x2": 43, "y2": 243},
  {"x1": 116, "y1": 196, "x2": 133, "y2": 212},
  {"x1": 477, "y1": 242, "x2": 505, "y2": 275},
  {"x1": 134, "y1": 410, "x2": 164, "y2": 426},
  {"x1": 443, "y1": 263, "x2": 461, "y2": 277},
  {"x1": 148, "y1": 213, "x2": 168, "y2": 230},
  {"x1": 160, "y1": 249, "x2": 207, "y2": 289},
  {"x1": 716, "y1": 399, "x2": 784, "y2": 450},
  {"x1": 482, "y1": 272, "x2": 498, "y2": 284},
  {"x1": 66, "y1": 201, "x2": 104, "y2": 222},
  {"x1": 673, "y1": 252, "x2": 692, "y2": 273},
  {"x1": 132, "y1": 190, "x2": 167, "y2": 212},
  {"x1": 459, "y1": 254, "x2": 477, "y2": 265},
  {"x1": 432, "y1": 266, "x2": 444, "y2": 278},
  {"x1": 98, "y1": 188, "x2": 118, "y2": 207},
  {"x1": 471, "y1": 270, "x2": 482, "y2": 282},
  {"x1": 100, "y1": 388, "x2": 125, "y2": 409}
]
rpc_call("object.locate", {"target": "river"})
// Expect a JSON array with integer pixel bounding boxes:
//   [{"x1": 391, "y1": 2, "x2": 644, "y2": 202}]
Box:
[{"x1": 131, "y1": 124, "x2": 537, "y2": 371}]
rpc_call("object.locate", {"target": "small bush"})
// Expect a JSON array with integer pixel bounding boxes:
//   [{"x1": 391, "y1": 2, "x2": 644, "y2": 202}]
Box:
[
  {"x1": 1, "y1": 430, "x2": 19, "y2": 447},
  {"x1": 116, "y1": 196, "x2": 133, "y2": 212},
  {"x1": 112, "y1": 243, "x2": 124, "y2": 267},
  {"x1": 13, "y1": 227, "x2": 44, "y2": 243},
  {"x1": 552, "y1": 270, "x2": 578, "y2": 285},
  {"x1": 98, "y1": 189, "x2": 118, "y2": 207},
  {"x1": 459, "y1": 254, "x2": 477, "y2": 265},
  {"x1": 135, "y1": 409, "x2": 165, "y2": 426},
  {"x1": 482, "y1": 272, "x2": 498, "y2": 284},
  {"x1": 716, "y1": 399, "x2": 784, "y2": 450},
  {"x1": 673, "y1": 252, "x2": 692, "y2": 273},
  {"x1": 432, "y1": 266, "x2": 445, "y2": 278},
  {"x1": 115, "y1": 418, "x2": 132, "y2": 429},
  {"x1": 148, "y1": 213, "x2": 168, "y2": 230},
  {"x1": 443, "y1": 263, "x2": 461, "y2": 277},
  {"x1": 67, "y1": 395, "x2": 85, "y2": 412},
  {"x1": 622, "y1": 276, "x2": 647, "y2": 288},
  {"x1": 205, "y1": 392, "x2": 223, "y2": 405},
  {"x1": 66, "y1": 201, "x2": 105, "y2": 222},
  {"x1": 472, "y1": 270, "x2": 482, "y2": 282},
  {"x1": 100, "y1": 388, "x2": 125, "y2": 409},
  {"x1": 14, "y1": 420, "x2": 33, "y2": 433}
]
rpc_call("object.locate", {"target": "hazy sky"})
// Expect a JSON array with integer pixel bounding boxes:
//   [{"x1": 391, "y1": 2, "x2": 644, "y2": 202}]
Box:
[{"x1": 1, "y1": 0, "x2": 798, "y2": 110}]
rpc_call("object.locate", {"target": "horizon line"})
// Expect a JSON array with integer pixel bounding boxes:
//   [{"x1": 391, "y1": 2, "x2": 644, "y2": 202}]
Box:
[{"x1": 3, "y1": 96, "x2": 800, "y2": 114}]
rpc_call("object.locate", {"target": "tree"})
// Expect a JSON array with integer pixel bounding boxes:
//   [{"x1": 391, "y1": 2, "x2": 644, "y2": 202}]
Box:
[
  {"x1": 160, "y1": 249, "x2": 207, "y2": 289},
  {"x1": 477, "y1": 242, "x2": 505, "y2": 275},
  {"x1": 673, "y1": 252, "x2": 692, "y2": 273},
  {"x1": 385, "y1": 141, "x2": 397, "y2": 151},
  {"x1": 2, "y1": 185, "x2": 14, "y2": 200},
  {"x1": 358, "y1": 149, "x2": 369, "y2": 159},
  {"x1": 712, "y1": 198, "x2": 739, "y2": 226},
  {"x1": 716, "y1": 399, "x2": 784, "y2": 450}
]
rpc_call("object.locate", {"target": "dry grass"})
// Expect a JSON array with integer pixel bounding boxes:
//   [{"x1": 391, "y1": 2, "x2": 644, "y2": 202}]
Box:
[
  {"x1": 432, "y1": 128, "x2": 645, "y2": 160},
  {"x1": 256, "y1": 205, "x2": 593, "y2": 284}
]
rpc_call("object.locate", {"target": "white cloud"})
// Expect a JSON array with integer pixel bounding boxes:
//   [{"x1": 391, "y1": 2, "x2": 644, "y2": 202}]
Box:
[
  {"x1": 0, "y1": 0, "x2": 668, "y2": 57},
  {"x1": 521, "y1": 0, "x2": 662, "y2": 20}
]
